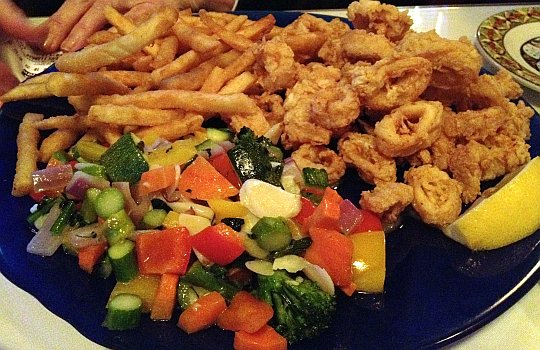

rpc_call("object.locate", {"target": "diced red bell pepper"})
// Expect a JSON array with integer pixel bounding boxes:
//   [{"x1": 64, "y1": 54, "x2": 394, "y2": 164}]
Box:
[
  {"x1": 190, "y1": 223, "x2": 244, "y2": 266},
  {"x1": 209, "y1": 152, "x2": 242, "y2": 189},
  {"x1": 135, "y1": 227, "x2": 192, "y2": 275},
  {"x1": 352, "y1": 209, "x2": 383, "y2": 233},
  {"x1": 304, "y1": 187, "x2": 343, "y2": 232},
  {"x1": 293, "y1": 196, "x2": 317, "y2": 227}
]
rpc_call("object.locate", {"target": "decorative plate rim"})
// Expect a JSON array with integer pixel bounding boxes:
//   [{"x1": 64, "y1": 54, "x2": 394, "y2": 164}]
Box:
[{"x1": 476, "y1": 7, "x2": 540, "y2": 91}]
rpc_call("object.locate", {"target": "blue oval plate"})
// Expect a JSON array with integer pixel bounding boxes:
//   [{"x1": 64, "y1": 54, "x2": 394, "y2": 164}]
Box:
[{"x1": 0, "y1": 11, "x2": 539, "y2": 350}]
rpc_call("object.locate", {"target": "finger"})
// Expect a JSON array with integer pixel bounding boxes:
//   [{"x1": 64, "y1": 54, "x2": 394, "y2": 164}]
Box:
[
  {"x1": 120, "y1": 0, "x2": 171, "y2": 24},
  {"x1": 0, "y1": 0, "x2": 47, "y2": 44},
  {"x1": 43, "y1": 0, "x2": 96, "y2": 53},
  {"x1": 60, "y1": 0, "x2": 117, "y2": 52}
]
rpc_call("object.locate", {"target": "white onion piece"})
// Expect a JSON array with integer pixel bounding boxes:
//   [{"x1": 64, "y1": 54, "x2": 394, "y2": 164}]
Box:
[
  {"x1": 127, "y1": 229, "x2": 155, "y2": 240},
  {"x1": 163, "y1": 164, "x2": 181, "y2": 201},
  {"x1": 282, "y1": 158, "x2": 303, "y2": 185},
  {"x1": 26, "y1": 203, "x2": 64, "y2": 256},
  {"x1": 245, "y1": 260, "x2": 274, "y2": 276},
  {"x1": 144, "y1": 137, "x2": 172, "y2": 153},
  {"x1": 65, "y1": 223, "x2": 106, "y2": 249},
  {"x1": 219, "y1": 140, "x2": 235, "y2": 151},
  {"x1": 303, "y1": 263, "x2": 335, "y2": 295},
  {"x1": 65, "y1": 171, "x2": 110, "y2": 201},
  {"x1": 113, "y1": 182, "x2": 151, "y2": 225},
  {"x1": 273, "y1": 255, "x2": 308, "y2": 273}
]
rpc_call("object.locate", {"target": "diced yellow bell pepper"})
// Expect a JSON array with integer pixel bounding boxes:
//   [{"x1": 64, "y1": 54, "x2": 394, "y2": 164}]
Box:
[
  {"x1": 146, "y1": 140, "x2": 197, "y2": 167},
  {"x1": 162, "y1": 211, "x2": 181, "y2": 229},
  {"x1": 207, "y1": 199, "x2": 249, "y2": 223},
  {"x1": 178, "y1": 213, "x2": 211, "y2": 235},
  {"x1": 109, "y1": 275, "x2": 161, "y2": 313},
  {"x1": 350, "y1": 230, "x2": 386, "y2": 293}
]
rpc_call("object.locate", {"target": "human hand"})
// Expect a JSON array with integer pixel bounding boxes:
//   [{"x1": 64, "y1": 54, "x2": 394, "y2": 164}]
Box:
[
  {"x1": 0, "y1": 0, "x2": 48, "y2": 45},
  {"x1": 43, "y1": 0, "x2": 236, "y2": 53}
]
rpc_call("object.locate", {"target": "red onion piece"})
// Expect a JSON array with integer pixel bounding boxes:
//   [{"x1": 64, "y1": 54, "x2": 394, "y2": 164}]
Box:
[
  {"x1": 27, "y1": 203, "x2": 64, "y2": 256},
  {"x1": 112, "y1": 182, "x2": 151, "y2": 225},
  {"x1": 339, "y1": 199, "x2": 364, "y2": 235},
  {"x1": 282, "y1": 158, "x2": 303, "y2": 184},
  {"x1": 65, "y1": 171, "x2": 110, "y2": 201},
  {"x1": 32, "y1": 164, "x2": 73, "y2": 193}
]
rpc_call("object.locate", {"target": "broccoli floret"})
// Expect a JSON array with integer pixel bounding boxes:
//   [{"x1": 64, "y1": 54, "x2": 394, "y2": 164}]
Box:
[{"x1": 254, "y1": 270, "x2": 336, "y2": 344}]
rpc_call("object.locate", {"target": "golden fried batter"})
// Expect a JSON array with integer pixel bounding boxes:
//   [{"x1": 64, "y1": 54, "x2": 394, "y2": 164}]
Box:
[
  {"x1": 338, "y1": 132, "x2": 397, "y2": 184},
  {"x1": 253, "y1": 38, "x2": 299, "y2": 93},
  {"x1": 397, "y1": 30, "x2": 482, "y2": 90},
  {"x1": 404, "y1": 165, "x2": 463, "y2": 227},
  {"x1": 360, "y1": 182, "x2": 413, "y2": 223},
  {"x1": 291, "y1": 144, "x2": 346, "y2": 183},
  {"x1": 347, "y1": 0, "x2": 412, "y2": 42},
  {"x1": 374, "y1": 100, "x2": 443, "y2": 157},
  {"x1": 345, "y1": 55, "x2": 432, "y2": 112}
]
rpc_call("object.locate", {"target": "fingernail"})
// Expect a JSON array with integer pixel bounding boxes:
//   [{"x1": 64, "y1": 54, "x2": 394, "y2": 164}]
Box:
[{"x1": 60, "y1": 39, "x2": 77, "y2": 52}]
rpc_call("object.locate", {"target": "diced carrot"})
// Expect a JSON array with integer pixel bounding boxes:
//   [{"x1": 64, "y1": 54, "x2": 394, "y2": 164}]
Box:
[
  {"x1": 177, "y1": 291, "x2": 227, "y2": 334},
  {"x1": 233, "y1": 324, "x2": 288, "y2": 350},
  {"x1": 217, "y1": 291, "x2": 274, "y2": 333},
  {"x1": 135, "y1": 227, "x2": 192, "y2": 275},
  {"x1": 150, "y1": 273, "x2": 180, "y2": 321},
  {"x1": 304, "y1": 227, "x2": 354, "y2": 290},
  {"x1": 78, "y1": 241, "x2": 107, "y2": 274},
  {"x1": 178, "y1": 156, "x2": 239, "y2": 200},
  {"x1": 137, "y1": 165, "x2": 177, "y2": 196},
  {"x1": 304, "y1": 187, "x2": 342, "y2": 232}
]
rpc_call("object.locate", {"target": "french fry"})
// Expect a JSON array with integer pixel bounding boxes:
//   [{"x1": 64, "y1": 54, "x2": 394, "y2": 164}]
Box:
[
  {"x1": 223, "y1": 14, "x2": 248, "y2": 32},
  {"x1": 34, "y1": 114, "x2": 88, "y2": 131},
  {"x1": 12, "y1": 113, "x2": 43, "y2": 197},
  {"x1": 219, "y1": 71, "x2": 257, "y2": 94},
  {"x1": 132, "y1": 55, "x2": 155, "y2": 72},
  {"x1": 151, "y1": 35, "x2": 179, "y2": 69},
  {"x1": 221, "y1": 48, "x2": 256, "y2": 81},
  {"x1": 0, "y1": 82, "x2": 50, "y2": 102},
  {"x1": 94, "y1": 90, "x2": 260, "y2": 115},
  {"x1": 46, "y1": 72, "x2": 130, "y2": 96},
  {"x1": 103, "y1": 5, "x2": 159, "y2": 57},
  {"x1": 200, "y1": 66, "x2": 227, "y2": 93},
  {"x1": 200, "y1": 10, "x2": 254, "y2": 52},
  {"x1": 39, "y1": 129, "x2": 79, "y2": 163},
  {"x1": 172, "y1": 18, "x2": 221, "y2": 53},
  {"x1": 159, "y1": 62, "x2": 215, "y2": 90},
  {"x1": 94, "y1": 124, "x2": 122, "y2": 145},
  {"x1": 236, "y1": 14, "x2": 276, "y2": 41},
  {"x1": 88, "y1": 104, "x2": 187, "y2": 126},
  {"x1": 134, "y1": 112, "x2": 204, "y2": 141},
  {"x1": 56, "y1": 7, "x2": 178, "y2": 73},
  {"x1": 86, "y1": 30, "x2": 121, "y2": 45},
  {"x1": 150, "y1": 49, "x2": 203, "y2": 84},
  {"x1": 99, "y1": 71, "x2": 153, "y2": 88}
]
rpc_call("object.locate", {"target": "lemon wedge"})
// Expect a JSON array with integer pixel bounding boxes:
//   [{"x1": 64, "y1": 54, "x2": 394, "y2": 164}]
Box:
[{"x1": 443, "y1": 156, "x2": 540, "y2": 250}]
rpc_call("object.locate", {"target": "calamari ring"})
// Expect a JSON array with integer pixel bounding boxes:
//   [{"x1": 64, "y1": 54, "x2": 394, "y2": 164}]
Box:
[
  {"x1": 374, "y1": 100, "x2": 443, "y2": 157},
  {"x1": 291, "y1": 144, "x2": 346, "y2": 183},
  {"x1": 347, "y1": 55, "x2": 432, "y2": 112},
  {"x1": 404, "y1": 165, "x2": 463, "y2": 227},
  {"x1": 338, "y1": 132, "x2": 396, "y2": 184}
]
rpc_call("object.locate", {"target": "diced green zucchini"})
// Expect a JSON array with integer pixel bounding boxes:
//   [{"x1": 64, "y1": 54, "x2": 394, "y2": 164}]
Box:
[
  {"x1": 207, "y1": 128, "x2": 232, "y2": 142},
  {"x1": 103, "y1": 293, "x2": 142, "y2": 330},
  {"x1": 51, "y1": 150, "x2": 71, "y2": 163},
  {"x1": 142, "y1": 209, "x2": 167, "y2": 229},
  {"x1": 95, "y1": 187, "x2": 125, "y2": 219},
  {"x1": 251, "y1": 216, "x2": 292, "y2": 252},
  {"x1": 106, "y1": 209, "x2": 135, "y2": 245},
  {"x1": 108, "y1": 240, "x2": 138, "y2": 282},
  {"x1": 80, "y1": 164, "x2": 107, "y2": 178},
  {"x1": 195, "y1": 139, "x2": 218, "y2": 152},
  {"x1": 77, "y1": 141, "x2": 108, "y2": 163},
  {"x1": 100, "y1": 133, "x2": 149, "y2": 184}
]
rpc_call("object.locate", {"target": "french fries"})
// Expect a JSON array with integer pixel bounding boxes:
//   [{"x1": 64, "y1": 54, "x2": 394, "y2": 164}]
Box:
[{"x1": 2, "y1": 7, "x2": 293, "y2": 196}]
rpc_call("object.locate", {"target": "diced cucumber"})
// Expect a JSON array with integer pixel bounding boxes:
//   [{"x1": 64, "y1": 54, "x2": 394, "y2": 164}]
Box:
[
  {"x1": 95, "y1": 188, "x2": 125, "y2": 219},
  {"x1": 206, "y1": 128, "x2": 232, "y2": 142},
  {"x1": 80, "y1": 188, "x2": 101, "y2": 224},
  {"x1": 142, "y1": 209, "x2": 167, "y2": 229},
  {"x1": 106, "y1": 210, "x2": 135, "y2": 245},
  {"x1": 103, "y1": 293, "x2": 142, "y2": 330},
  {"x1": 77, "y1": 141, "x2": 108, "y2": 163},
  {"x1": 100, "y1": 133, "x2": 149, "y2": 184},
  {"x1": 108, "y1": 240, "x2": 138, "y2": 282},
  {"x1": 177, "y1": 281, "x2": 199, "y2": 310},
  {"x1": 251, "y1": 216, "x2": 292, "y2": 252}
]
